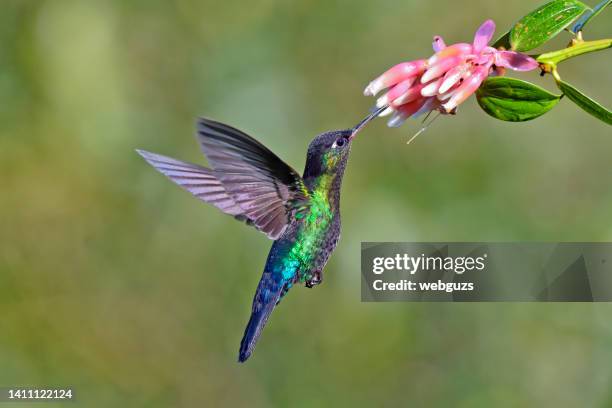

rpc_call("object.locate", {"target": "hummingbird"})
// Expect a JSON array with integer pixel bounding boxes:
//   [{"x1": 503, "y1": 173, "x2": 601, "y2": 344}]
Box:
[{"x1": 137, "y1": 109, "x2": 381, "y2": 362}]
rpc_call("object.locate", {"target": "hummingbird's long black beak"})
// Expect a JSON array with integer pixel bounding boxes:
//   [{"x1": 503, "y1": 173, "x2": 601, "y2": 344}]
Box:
[{"x1": 349, "y1": 105, "x2": 387, "y2": 140}]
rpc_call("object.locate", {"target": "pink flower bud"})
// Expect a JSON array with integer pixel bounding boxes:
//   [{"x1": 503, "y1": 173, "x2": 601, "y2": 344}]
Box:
[
  {"x1": 421, "y1": 78, "x2": 444, "y2": 97},
  {"x1": 412, "y1": 97, "x2": 439, "y2": 118},
  {"x1": 376, "y1": 78, "x2": 416, "y2": 107},
  {"x1": 432, "y1": 36, "x2": 446, "y2": 52},
  {"x1": 387, "y1": 111, "x2": 408, "y2": 128},
  {"x1": 437, "y1": 86, "x2": 459, "y2": 101},
  {"x1": 391, "y1": 82, "x2": 425, "y2": 107},
  {"x1": 398, "y1": 97, "x2": 432, "y2": 117},
  {"x1": 438, "y1": 63, "x2": 470, "y2": 94},
  {"x1": 421, "y1": 56, "x2": 463, "y2": 83},
  {"x1": 442, "y1": 66, "x2": 489, "y2": 112},
  {"x1": 387, "y1": 97, "x2": 429, "y2": 127},
  {"x1": 428, "y1": 43, "x2": 472, "y2": 66},
  {"x1": 364, "y1": 60, "x2": 427, "y2": 96}
]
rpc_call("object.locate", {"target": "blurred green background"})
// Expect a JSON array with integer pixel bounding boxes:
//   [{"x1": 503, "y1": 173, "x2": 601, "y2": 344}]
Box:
[{"x1": 1, "y1": 0, "x2": 611, "y2": 406}]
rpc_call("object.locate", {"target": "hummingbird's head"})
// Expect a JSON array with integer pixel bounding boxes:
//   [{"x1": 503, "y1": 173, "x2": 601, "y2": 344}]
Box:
[
  {"x1": 302, "y1": 108, "x2": 383, "y2": 182},
  {"x1": 303, "y1": 129, "x2": 353, "y2": 180}
]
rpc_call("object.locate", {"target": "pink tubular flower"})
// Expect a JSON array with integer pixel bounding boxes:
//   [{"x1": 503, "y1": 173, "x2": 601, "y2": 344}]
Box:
[{"x1": 364, "y1": 20, "x2": 539, "y2": 127}]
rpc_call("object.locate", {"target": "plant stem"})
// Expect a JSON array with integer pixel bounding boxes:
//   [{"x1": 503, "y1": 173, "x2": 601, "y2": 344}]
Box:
[{"x1": 537, "y1": 38, "x2": 612, "y2": 66}]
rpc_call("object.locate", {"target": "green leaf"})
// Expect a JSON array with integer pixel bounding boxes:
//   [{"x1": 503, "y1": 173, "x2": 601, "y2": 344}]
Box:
[
  {"x1": 476, "y1": 77, "x2": 561, "y2": 122},
  {"x1": 510, "y1": 0, "x2": 589, "y2": 51},
  {"x1": 557, "y1": 80, "x2": 612, "y2": 124}
]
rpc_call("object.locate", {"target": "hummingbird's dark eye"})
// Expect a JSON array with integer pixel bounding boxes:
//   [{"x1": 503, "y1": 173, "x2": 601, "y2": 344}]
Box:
[{"x1": 332, "y1": 137, "x2": 347, "y2": 148}]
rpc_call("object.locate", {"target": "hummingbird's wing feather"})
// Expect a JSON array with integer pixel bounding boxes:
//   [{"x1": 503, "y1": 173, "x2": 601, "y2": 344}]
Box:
[
  {"x1": 136, "y1": 150, "x2": 245, "y2": 216},
  {"x1": 197, "y1": 118, "x2": 310, "y2": 240}
]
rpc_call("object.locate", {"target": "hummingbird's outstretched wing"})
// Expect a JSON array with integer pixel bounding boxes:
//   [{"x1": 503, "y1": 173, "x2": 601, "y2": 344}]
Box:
[
  {"x1": 137, "y1": 119, "x2": 310, "y2": 239},
  {"x1": 196, "y1": 118, "x2": 310, "y2": 239},
  {"x1": 136, "y1": 150, "x2": 245, "y2": 216}
]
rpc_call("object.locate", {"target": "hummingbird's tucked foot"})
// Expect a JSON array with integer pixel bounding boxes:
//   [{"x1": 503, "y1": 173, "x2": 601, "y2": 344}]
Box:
[{"x1": 305, "y1": 270, "x2": 323, "y2": 288}]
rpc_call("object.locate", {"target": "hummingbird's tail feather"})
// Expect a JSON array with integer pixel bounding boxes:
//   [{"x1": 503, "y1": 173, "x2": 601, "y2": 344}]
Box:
[{"x1": 238, "y1": 272, "x2": 288, "y2": 363}]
